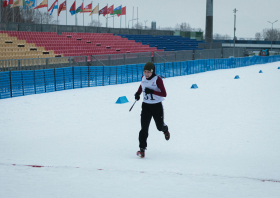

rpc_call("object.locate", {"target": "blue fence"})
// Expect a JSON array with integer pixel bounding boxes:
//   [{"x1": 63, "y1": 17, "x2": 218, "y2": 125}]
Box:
[{"x1": 0, "y1": 56, "x2": 279, "y2": 99}]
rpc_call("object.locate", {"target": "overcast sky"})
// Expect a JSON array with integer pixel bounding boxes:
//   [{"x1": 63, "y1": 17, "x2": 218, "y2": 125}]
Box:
[{"x1": 44, "y1": 0, "x2": 280, "y2": 39}]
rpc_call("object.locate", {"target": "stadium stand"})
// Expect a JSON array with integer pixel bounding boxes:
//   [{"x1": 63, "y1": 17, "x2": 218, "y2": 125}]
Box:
[
  {"x1": 0, "y1": 31, "x2": 163, "y2": 62},
  {"x1": 0, "y1": 31, "x2": 56, "y2": 60},
  {"x1": 213, "y1": 39, "x2": 280, "y2": 45},
  {"x1": 117, "y1": 34, "x2": 206, "y2": 51},
  {"x1": 60, "y1": 32, "x2": 163, "y2": 60}
]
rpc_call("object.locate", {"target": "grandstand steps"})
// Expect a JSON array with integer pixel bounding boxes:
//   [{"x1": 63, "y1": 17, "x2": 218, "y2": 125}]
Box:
[
  {"x1": 0, "y1": 32, "x2": 56, "y2": 60},
  {"x1": 118, "y1": 34, "x2": 206, "y2": 51},
  {"x1": 1, "y1": 31, "x2": 173, "y2": 63}
]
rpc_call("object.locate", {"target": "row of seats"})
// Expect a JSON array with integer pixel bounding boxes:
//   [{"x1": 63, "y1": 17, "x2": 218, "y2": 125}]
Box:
[
  {"x1": 214, "y1": 39, "x2": 280, "y2": 44},
  {"x1": 0, "y1": 32, "x2": 57, "y2": 61},
  {"x1": 0, "y1": 57, "x2": 69, "y2": 68},
  {"x1": 33, "y1": 42, "x2": 143, "y2": 47},
  {"x1": 0, "y1": 50, "x2": 54, "y2": 55},
  {"x1": 40, "y1": 44, "x2": 142, "y2": 48},
  {"x1": 1, "y1": 31, "x2": 163, "y2": 61},
  {"x1": 0, "y1": 55, "x2": 54, "y2": 60},
  {"x1": 118, "y1": 34, "x2": 205, "y2": 51},
  {"x1": 62, "y1": 32, "x2": 113, "y2": 36}
]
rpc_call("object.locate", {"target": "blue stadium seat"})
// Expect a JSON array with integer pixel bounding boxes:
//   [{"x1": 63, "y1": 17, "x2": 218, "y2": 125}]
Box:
[{"x1": 117, "y1": 34, "x2": 206, "y2": 51}]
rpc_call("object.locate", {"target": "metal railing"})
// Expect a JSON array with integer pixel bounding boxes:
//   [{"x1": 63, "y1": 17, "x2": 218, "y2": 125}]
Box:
[
  {"x1": 0, "y1": 48, "x2": 248, "y2": 72},
  {"x1": 1, "y1": 55, "x2": 279, "y2": 100},
  {"x1": 90, "y1": 52, "x2": 152, "y2": 66},
  {"x1": 194, "y1": 49, "x2": 222, "y2": 60},
  {"x1": 0, "y1": 56, "x2": 87, "y2": 72},
  {"x1": 0, "y1": 22, "x2": 174, "y2": 36},
  {"x1": 154, "y1": 50, "x2": 193, "y2": 63},
  {"x1": 223, "y1": 48, "x2": 245, "y2": 58},
  {"x1": 198, "y1": 43, "x2": 223, "y2": 49}
]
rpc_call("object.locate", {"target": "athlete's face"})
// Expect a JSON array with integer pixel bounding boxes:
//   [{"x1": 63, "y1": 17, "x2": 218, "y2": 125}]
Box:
[{"x1": 144, "y1": 70, "x2": 152, "y2": 78}]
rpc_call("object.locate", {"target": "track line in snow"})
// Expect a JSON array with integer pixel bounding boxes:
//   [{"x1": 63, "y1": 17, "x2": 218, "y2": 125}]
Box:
[
  {"x1": 2, "y1": 163, "x2": 279, "y2": 183},
  {"x1": 0, "y1": 163, "x2": 104, "y2": 171},
  {"x1": 210, "y1": 174, "x2": 280, "y2": 183}
]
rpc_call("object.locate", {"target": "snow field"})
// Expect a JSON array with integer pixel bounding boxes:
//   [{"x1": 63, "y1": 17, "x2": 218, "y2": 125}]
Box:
[{"x1": 0, "y1": 62, "x2": 280, "y2": 198}]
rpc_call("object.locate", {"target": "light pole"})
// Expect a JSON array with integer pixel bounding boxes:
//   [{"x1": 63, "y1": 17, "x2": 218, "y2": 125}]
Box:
[
  {"x1": 233, "y1": 8, "x2": 238, "y2": 57},
  {"x1": 128, "y1": 20, "x2": 132, "y2": 29},
  {"x1": 0, "y1": 0, "x2": 2, "y2": 23},
  {"x1": 128, "y1": 19, "x2": 137, "y2": 29},
  {"x1": 144, "y1": 20, "x2": 148, "y2": 29},
  {"x1": 267, "y1": 20, "x2": 278, "y2": 50}
]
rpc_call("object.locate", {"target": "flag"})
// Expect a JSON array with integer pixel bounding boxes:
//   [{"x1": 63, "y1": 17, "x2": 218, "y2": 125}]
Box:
[
  {"x1": 69, "y1": 1, "x2": 75, "y2": 15},
  {"x1": 112, "y1": 6, "x2": 121, "y2": 15},
  {"x1": 4, "y1": 0, "x2": 13, "y2": 7},
  {"x1": 99, "y1": 5, "x2": 107, "y2": 16},
  {"x1": 83, "y1": 3, "x2": 91, "y2": 12},
  {"x1": 75, "y1": 3, "x2": 83, "y2": 13},
  {"x1": 48, "y1": 0, "x2": 58, "y2": 15},
  {"x1": 23, "y1": 0, "x2": 37, "y2": 9},
  {"x1": 107, "y1": 5, "x2": 113, "y2": 15},
  {"x1": 117, "y1": 6, "x2": 126, "y2": 17},
  {"x1": 58, "y1": 1, "x2": 66, "y2": 16},
  {"x1": 34, "y1": 0, "x2": 47, "y2": 9},
  {"x1": 11, "y1": 0, "x2": 25, "y2": 8},
  {"x1": 89, "y1": 4, "x2": 98, "y2": 16},
  {"x1": 3, "y1": 0, "x2": 8, "y2": 7}
]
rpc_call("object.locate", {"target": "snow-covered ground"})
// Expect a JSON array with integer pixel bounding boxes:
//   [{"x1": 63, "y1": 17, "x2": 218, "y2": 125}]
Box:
[{"x1": 1, "y1": 62, "x2": 280, "y2": 198}]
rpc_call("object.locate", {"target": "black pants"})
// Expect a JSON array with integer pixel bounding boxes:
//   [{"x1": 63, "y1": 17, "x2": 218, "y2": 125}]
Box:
[{"x1": 139, "y1": 102, "x2": 168, "y2": 149}]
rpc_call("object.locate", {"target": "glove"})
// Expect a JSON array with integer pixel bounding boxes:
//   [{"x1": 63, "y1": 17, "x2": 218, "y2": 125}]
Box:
[
  {"x1": 145, "y1": 88, "x2": 154, "y2": 94},
  {"x1": 135, "y1": 92, "x2": 140, "y2": 101}
]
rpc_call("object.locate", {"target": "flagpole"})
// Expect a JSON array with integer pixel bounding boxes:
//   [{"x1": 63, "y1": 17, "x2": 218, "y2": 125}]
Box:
[
  {"x1": 132, "y1": 6, "x2": 134, "y2": 29},
  {"x1": 75, "y1": 0, "x2": 76, "y2": 26},
  {"x1": 0, "y1": 0, "x2": 1, "y2": 23},
  {"x1": 13, "y1": 4, "x2": 14, "y2": 23},
  {"x1": 113, "y1": 4, "x2": 114, "y2": 28},
  {"x1": 91, "y1": 1, "x2": 93, "y2": 24},
  {"x1": 57, "y1": 0, "x2": 59, "y2": 26},
  {"x1": 47, "y1": 0, "x2": 48, "y2": 24},
  {"x1": 120, "y1": 5, "x2": 122, "y2": 28},
  {"x1": 125, "y1": 8, "x2": 127, "y2": 28},
  {"x1": 98, "y1": 3, "x2": 99, "y2": 27},
  {"x1": 66, "y1": 1, "x2": 67, "y2": 25},
  {"x1": 83, "y1": 0, "x2": 84, "y2": 26}
]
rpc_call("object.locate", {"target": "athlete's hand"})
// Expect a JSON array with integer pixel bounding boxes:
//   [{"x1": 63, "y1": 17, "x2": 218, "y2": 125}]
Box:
[
  {"x1": 145, "y1": 88, "x2": 154, "y2": 94},
  {"x1": 135, "y1": 92, "x2": 140, "y2": 101}
]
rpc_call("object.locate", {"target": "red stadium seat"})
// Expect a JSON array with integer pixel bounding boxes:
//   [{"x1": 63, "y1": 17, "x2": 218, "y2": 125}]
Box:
[{"x1": 3, "y1": 31, "x2": 163, "y2": 61}]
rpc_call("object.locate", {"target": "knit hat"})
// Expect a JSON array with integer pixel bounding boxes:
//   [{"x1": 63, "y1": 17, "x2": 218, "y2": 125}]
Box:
[{"x1": 143, "y1": 62, "x2": 155, "y2": 73}]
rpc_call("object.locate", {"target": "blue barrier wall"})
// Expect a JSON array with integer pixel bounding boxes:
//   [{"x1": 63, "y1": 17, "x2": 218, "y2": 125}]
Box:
[{"x1": 0, "y1": 56, "x2": 279, "y2": 99}]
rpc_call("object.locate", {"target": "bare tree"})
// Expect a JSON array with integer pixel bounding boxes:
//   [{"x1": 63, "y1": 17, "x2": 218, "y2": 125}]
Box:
[
  {"x1": 213, "y1": 33, "x2": 232, "y2": 40},
  {"x1": 1, "y1": 5, "x2": 55, "y2": 24},
  {"x1": 262, "y1": 28, "x2": 280, "y2": 41},
  {"x1": 255, "y1": 32, "x2": 262, "y2": 40},
  {"x1": 20, "y1": 7, "x2": 40, "y2": 23},
  {"x1": 161, "y1": 26, "x2": 174, "y2": 31},
  {"x1": 88, "y1": 20, "x2": 102, "y2": 27},
  {"x1": 1, "y1": 5, "x2": 12, "y2": 22},
  {"x1": 174, "y1": 22, "x2": 192, "y2": 31},
  {"x1": 41, "y1": 12, "x2": 55, "y2": 24},
  {"x1": 213, "y1": 33, "x2": 222, "y2": 40},
  {"x1": 1, "y1": 6, "x2": 24, "y2": 23},
  {"x1": 133, "y1": 22, "x2": 143, "y2": 29},
  {"x1": 275, "y1": 30, "x2": 280, "y2": 41},
  {"x1": 224, "y1": 34, "x2": 231, "y2": 40}
]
